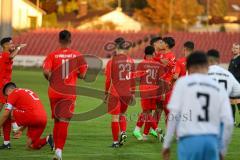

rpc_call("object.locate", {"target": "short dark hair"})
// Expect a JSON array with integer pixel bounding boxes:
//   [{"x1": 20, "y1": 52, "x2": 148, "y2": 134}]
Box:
[
  {"x1": 207, "y1": 49, "x2": 220, "y2": 59},
  {"x1": 163, "y1": 37, "x2": 175, "y2": 49},
  {"x1": 186, "y1": 51, "x2": 208, "y2": 69},
  {"x1": 114, "y1": 37, "x2": 125, "y2": 50},
  {"x1": 3, "y1": 82, "x2": 17, "y2": 96},
  {"x1": 59, "y1": 30, "x2": 71, "y2": 44},
  {"x1": 1, "y1": 37, "x2": 12, "y2": 47},
  {"x1": 184, "y1": 41, "x2": 194, "y2": 51},
  {"x1": 145, "y1": 46, "x2": 155, "y2": 55},
  {"x1": 150, "y1": 36, "x2": 162, "y2": 46}
]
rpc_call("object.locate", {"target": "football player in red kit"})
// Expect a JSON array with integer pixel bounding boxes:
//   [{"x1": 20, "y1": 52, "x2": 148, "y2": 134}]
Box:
[
  {"x1": 105, "y1": 37, "x2": 135, "y2": 148},
  {"x1": 133, "y1": 46, "x2": 166, "y2": 141},
  {"x1": 173, "y1": 41, "x2": 194, "y2": 80},
  {"x1": 151, "y1": 36, "x2": 164, "y2": 58},
  {"x1": 0, "y1": 37, "x2": 26, "y2": 146},
  {"x1": 0, "y1": 82, "x2": 53, "y2": 150},
  {"x1": 133, "y1": 37, "x2": 166, "y2": 139},
  {"x1": 154, "y1": 37, "x2": 176, "y2": 124},
  {"x1": 43, "y1": 30, "x2": 87, "y2": 160}
]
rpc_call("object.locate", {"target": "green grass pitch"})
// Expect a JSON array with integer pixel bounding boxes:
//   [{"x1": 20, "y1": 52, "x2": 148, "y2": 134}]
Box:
[{"x1": 0, "y1": 68, "x2": 239, "y2": 160}]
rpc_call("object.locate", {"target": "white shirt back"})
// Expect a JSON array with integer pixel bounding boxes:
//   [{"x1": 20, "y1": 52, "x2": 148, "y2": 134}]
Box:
[
  {"x1": 168, "y1": 73, "x2": 233, "y2": 137},
  {"x1": 208, "y1": 65, "x2": 240, "y2": 97}
]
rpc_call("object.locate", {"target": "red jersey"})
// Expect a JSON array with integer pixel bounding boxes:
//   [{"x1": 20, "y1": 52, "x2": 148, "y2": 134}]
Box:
[
  {"x1": 0, "y1": 52, "x2": 13, "y2": 86},
  {"x1": 43, "y1": 48, "x2": 88, "y2": 99},
  {"x1": 154, "y1": 52, "x2": 176, "y2": 83},
  {"x1": 105, "y1": 54, "x2": 135, "y2": 97},
  {"x1": 174, "y1": 57, "x2": 186, "y2": 77},
  {"x1": 6, "y1": 88, "x2": 46, "y2": 113},
  {"x1": 155, "y1": 52, "x2": 164, "y2": 59},
  {"x1": 137, "y1": 59, "x2": 164, "y2": 99}
]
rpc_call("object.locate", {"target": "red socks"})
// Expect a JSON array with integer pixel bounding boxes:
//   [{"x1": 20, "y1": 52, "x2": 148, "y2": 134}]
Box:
[
  {"x1": 153, "y1": 111, "x2": 161, "y2": 125},
  {"x1": 57, "y1": 122, "x2": 69, "y2": 150},
  {"x1": 54, "y1": 121, "x2": 69, "y2": 150},
  {"x1": 143, "y1": 114, "x2": 158, "y2": 135},
  {"x1": 53, "y1": 121, "x2": 59, "y2": 149},
  {"x1": 31, "y1": 138, "x2": 47, "y2": 149},
  {"x1": 119, "y1": 115, "x2": 126, "y2": 133},
  {"x1": 143, "y1": 121, "x2": 150, "y2": 135},
  {"x1": 3, "y1": 118, "x2": 11, "y2": 141},
  {"x1": 136, "y1": 113, "x2": 145, "y2": 128},
  {"x1": 111, "y1": 122, "x2": 119, "y2": 142}
]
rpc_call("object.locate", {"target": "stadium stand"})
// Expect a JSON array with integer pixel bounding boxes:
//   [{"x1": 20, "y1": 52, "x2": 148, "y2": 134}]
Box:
[{"x1": 13, "y1": 29, "x2": 240, "y2": 63}]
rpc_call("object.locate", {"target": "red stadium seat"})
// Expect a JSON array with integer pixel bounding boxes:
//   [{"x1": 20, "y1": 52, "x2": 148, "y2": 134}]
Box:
[{"x1": 13, "y1": 30, "x2": 240, "y2": 63}]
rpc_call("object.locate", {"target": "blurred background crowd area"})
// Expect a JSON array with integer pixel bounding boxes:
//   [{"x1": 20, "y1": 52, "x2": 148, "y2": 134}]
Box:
[{"x1": 0, "y1": 0, "x2": 239, "y2": 66}]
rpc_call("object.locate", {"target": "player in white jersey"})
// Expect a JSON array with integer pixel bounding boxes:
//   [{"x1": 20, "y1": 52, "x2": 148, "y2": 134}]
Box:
[
  {"x1": 162, "y1": 51, "x2": 234, "y2": 160},
  {"x1": 207, "y1": 49, "x2": 240, "y2": 97},
  {"x1": 207, "y1": 49, "x2": 240, "y2": 126}
]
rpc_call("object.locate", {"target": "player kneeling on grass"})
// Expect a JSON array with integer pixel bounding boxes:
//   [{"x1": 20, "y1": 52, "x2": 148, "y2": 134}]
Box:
[
  {"x1": 162, "y1": 51, "x2": 234, "y2": 160},
  {"x1": 0, "y1": 82, "x2": 54, "y2": 150},
  {"x1": 133, "y1": 46, "x2": 165, "y2": 141}
]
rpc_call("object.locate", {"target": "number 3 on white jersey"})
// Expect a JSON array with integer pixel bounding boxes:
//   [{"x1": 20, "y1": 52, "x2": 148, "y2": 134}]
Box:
[{"x1": 62, "y1": 59, "x2": 69, "y2": 79}]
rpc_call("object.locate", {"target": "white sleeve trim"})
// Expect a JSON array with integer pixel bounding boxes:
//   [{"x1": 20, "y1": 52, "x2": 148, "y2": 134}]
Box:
[{"x1": 5, "y1": 103, "x2": 13, "y2": 111}]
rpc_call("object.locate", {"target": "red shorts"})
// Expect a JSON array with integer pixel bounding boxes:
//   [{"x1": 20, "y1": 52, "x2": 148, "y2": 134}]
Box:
[
  {"x1": 0, "y1": 86, "x2": 6, "y2": 104},
  {"x1": 107, "y1": 94, "x2": 129, "y2": 115},
  {"x1": 49, "y1": 97, "x2": 76, "y2": 119},
  {"x1": 13, "y1": 110, "x2": 47, "y2": 142},
  {"x1": 141, "y1": 98, "x2": 157, "y2": 111}
]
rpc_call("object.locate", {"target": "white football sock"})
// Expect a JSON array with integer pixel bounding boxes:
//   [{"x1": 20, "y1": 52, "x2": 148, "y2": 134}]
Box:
[
  {"x1": 12, "y1": 122, "x2": 20, "y2": 132},
  {"x1": 55, "y1": 148, "x2": 62, "y2": 158},
  {"x1": 4, "y1": 141, "x2": 10, "y2": 145},
  {"x1": 134, "y1": 126, "x2": 141, "y2": 132}
]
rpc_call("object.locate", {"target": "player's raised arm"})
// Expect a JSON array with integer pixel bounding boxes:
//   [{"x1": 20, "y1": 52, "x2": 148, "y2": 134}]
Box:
[
  {"x1": 219, "y1": 90, "x2": 234, "y2": 156},
  {"x1": 9, "y1": 43, "x2": 27, "y2": 59},
  {"x1": 0, "y1": 37, "x2": 26, "y2": 60}
]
